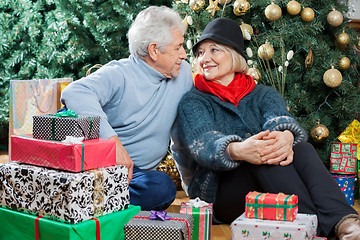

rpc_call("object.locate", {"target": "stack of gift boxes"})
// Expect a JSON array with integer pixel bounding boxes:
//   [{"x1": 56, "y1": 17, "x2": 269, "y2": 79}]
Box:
[
  {"x1": 329, "y1": 119, "x2": 359, "y2": 207},
  {"x1": 230, "y1": 191, "x2": 319, "y2": 239},
  {"x1": 0, "y1": 110, "x2": 140, "y2": 239}
]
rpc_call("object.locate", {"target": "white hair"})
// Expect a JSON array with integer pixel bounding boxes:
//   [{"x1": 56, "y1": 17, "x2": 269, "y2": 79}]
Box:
[{"x1": 128, "y1": 6, "x2": 185, "y2": 58}]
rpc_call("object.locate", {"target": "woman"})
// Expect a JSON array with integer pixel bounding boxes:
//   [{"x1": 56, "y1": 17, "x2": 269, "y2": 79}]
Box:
[{"x1": 176, "y1": 18, "x2": 360, "y2": 239}]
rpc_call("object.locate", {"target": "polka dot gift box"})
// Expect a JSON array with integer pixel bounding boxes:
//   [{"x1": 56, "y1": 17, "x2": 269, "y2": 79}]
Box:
[
  {"x1": 33, "y1": 109, "x2": 100, "y2": 141},
  {"x1": 124, "y1": 210, "x2": 193, "y2": 240}
]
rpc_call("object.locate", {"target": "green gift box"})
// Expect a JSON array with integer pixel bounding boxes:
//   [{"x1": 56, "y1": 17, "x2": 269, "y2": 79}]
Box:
[{"x1": 0, "y1": 205, "x2": 140, "y2": 240}]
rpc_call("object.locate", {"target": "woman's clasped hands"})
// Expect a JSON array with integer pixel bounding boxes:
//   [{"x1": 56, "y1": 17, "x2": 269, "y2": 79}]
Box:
[{"x1": 228, "y1": 129, "x2": 294, "y2": 166}]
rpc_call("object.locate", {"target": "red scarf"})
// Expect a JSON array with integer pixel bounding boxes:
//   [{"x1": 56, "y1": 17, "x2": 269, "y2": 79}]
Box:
[{"x1": 194, "y1": 73, "x2": 256, "y2": 106}]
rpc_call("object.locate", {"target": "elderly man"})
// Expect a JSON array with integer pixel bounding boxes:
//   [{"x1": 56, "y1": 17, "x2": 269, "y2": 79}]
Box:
[{"x1": 61, "y1": 6, "x2": 193, "y2": 210}]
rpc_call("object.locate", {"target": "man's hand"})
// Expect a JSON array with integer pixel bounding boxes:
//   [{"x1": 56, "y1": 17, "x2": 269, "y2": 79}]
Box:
[{"x1": 109, "y1": 135, "x2": 134, "y2": 183}]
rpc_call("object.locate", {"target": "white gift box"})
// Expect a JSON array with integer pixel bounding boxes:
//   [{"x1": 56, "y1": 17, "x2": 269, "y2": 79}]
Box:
[
  {"x1": 231, "y1": 213, "x2": 317, "y2": 240},
  {"x1": 0, "y1": 161, "x2": 129, "y2": 224}
]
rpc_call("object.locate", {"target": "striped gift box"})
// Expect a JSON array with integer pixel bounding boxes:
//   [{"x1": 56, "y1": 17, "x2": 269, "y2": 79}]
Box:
[
  {"x1": 245, "y1": 191, "x2": 298, "y2": 222},
  {"x1": 180, "y1": 199, "x2": 212, "y2": 240}
]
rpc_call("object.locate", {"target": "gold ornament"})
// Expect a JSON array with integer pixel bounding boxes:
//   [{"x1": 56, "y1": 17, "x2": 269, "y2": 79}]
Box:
[
  {"x1": 357, "y1": 38, "x2": 360, "y2": 50},
  {"x1": 240, "y1": 23, "x2": 254, "y2": 36},
  {"x1": 258, "y1": 41, "x2": 274, "y2": 60},
  {"x1": 323, "y1": 66, "x2": 342, "y2": 88},
  {"x1": 338, "y1": 56, "x2": 351, "y2": 70},
  {"x1": 189, "y1": 0, "x2": 205, "y2": 11},
  {"x1": 301, "y1": 7, "x2": 315, "y2": 22},
  {"x1": 336, "y1": 31, "x2": 350, "y2": 48},
  {"x1": 265, "y1": 2, "x2": 282, "y2": 21},
  {"x1": 156, "y1": 153, "x2": 181, "y2": 190},
  {"x1": 247, "y1": 67, "x2": 261, "y2": 81},
  {"x1": 287, "y1": 0, "x2": 301, "y2": 16},
  {"x1": 327, "y1": 9, "x2": 343, "y2": 27},
  {"x1": 305, "y1": 47, "x2": 314, "y2": 69},
  {"x1": 218, "y1": 0, "x2": 232, "y2": 4},
  {"x1": 206, "y1": 0, "x2": 221, "y2": 16},
  {"x1": 233, "y1": 0, "x2": 250, "y2": 16},
  {"x1": 310, "y1": 123, "x2": 329, "y2": 143}
]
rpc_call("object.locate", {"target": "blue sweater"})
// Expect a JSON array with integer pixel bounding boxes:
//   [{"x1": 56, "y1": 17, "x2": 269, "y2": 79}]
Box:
[
  {"x1": 61, "y1": 56, "x2": 193, "y2": 170},
  {"x1": 176, "y1": 84, "x2": 307, "y2": 203}
]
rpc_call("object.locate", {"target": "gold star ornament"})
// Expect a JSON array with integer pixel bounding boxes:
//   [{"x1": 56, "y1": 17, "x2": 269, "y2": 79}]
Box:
[{"x1": 206, "y1": 0, "x2": 221, "y2": 16}]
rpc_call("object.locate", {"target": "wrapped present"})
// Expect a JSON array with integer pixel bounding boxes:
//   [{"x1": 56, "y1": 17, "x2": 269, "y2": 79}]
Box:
[
  {"x1": 337, "y1": 119, "x2": 360, "y2": 160},
  {"x1": 332, "y1": 174, "x2": 356, "y2": 206},
  {"x1": 245, "y1": 191, "x2": 298, "y2": 221},
  {"x1": 180, "y1": 197, "x2": 213, "y2": 240},
  {"x1": 330, "y1": 143, "x2": 357, "y2": 174},
  {"x1": 33, "y1": 109, "x2": 100, "y2": 141},
  {"x1": 0, "y1": 161, "x2": 129, "y2": 224},
  {"x1": 11, "y1": 135, "x2": 116, "y2": 172},
  {"x1": 0, "y1": 205, "x2": 140, "y2": 240},
  {"x1": 231, "y1": 213, "x2": 318, "y2": 240},
  {"x1": 124, "y1": 210, "x2": 194, "y2": 240}
]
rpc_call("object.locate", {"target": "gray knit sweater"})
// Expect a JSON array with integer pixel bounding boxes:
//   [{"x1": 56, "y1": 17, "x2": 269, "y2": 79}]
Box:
[{"x1": 176, "y1": 84, "x2": 307, "y2": 203}]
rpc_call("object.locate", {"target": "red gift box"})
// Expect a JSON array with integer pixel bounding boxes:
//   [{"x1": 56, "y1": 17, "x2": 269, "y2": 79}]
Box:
[
  {"x1": 245, "y1": 191, "x2": 298, "y2": 222},
  {"x1": 11, "y1": 135, "x2": 116, "y2": 172}
]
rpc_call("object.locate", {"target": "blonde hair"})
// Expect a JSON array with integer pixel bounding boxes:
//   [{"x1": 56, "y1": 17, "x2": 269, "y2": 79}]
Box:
[{"x1": 195, "y1": 41, "x2": 248, "y2": 75}]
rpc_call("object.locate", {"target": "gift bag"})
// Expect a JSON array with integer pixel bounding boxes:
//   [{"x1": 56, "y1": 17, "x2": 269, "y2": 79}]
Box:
[{"x1": 9, "y1": 78, "x2": 72, "y2": 154}]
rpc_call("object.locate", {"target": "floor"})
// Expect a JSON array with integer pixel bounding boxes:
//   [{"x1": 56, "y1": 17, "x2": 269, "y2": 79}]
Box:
[{"x1": 1, "y1": 152, "x2": 360, "y2": 239}]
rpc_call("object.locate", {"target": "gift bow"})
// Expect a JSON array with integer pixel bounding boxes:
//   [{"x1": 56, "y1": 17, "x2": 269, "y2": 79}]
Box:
[
  {"x1": 186, "y1": 197, "x2": 210, "y2": 208},
  {"x1": 61, "y1": 136, "x2": 84, "y2": 144},
  {"x1": 338, "y1": 119, "x2": 360, "y2": 159},
  {"x1": 56, "y1": 108, "x2": 78, "y2": 117},
  {"x1": 149, "y1": 210, "x2": 172, "y2": 221}
]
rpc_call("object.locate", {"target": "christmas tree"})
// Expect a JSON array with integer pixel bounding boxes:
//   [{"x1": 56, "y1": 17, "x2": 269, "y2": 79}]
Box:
[
  {"x1": 173, "y1": 0, "x2": 360, "y2": 166},
  {"x1": 0, "y1": 0, "x2": 172, "y2": 144}
]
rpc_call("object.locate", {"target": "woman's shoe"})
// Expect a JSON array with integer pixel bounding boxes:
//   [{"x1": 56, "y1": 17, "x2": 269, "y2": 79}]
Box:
[{"x1": 335, "y1": 214, "x2": 360, "y2": 239}]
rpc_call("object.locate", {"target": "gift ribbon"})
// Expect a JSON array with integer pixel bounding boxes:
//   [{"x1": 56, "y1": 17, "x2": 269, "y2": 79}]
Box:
[
  {"x1": 92, "y1": 171, "x2": 105, "y2": 217},
  {"x1": 91, "y1": 218, "x2": 101, "y2": 240},
  {"x1": 186, "y1": 197, "x2": 210, "y2": 208},
  {"x1": 149, "y1": 210, "x2": 172, "y2": 221},
  {"x1": 133, "y1": 215, "x2": 190, "y2": 239},
  {"x1": 61, "y1": 136, "x2": 85, "y2": 171},
  {"x1": 35, "y1": 216, "x2": 43, "y2": 240},
  {"x1": 34, "y1": 216, "x2": 101, "y2": 240},
  {"x1": 81, "y1": 143, "x2": 85, "y2": 171},
  {"x1": 51, "y1": 109, "x2": 94, "y2": 140},
  {"x1": 87, "y1": 116, "x2": 93, "y2": 140},
  {"x1": 55, "y1": 108, "x2": 78, "y2": 117},
  {"x1": 276, "y1": 193, "x2": 294, "y2": 221}
]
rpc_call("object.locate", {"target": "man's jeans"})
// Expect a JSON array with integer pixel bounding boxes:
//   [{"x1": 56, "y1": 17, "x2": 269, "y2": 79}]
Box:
[{"x1": 129, "y1": 165, "x2": 177, "y2": 210}]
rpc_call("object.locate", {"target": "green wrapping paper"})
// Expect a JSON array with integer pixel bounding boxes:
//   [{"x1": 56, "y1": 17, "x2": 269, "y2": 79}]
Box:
[{"x1": 0, "y1": 205, "x2": 140, "y2": 240}]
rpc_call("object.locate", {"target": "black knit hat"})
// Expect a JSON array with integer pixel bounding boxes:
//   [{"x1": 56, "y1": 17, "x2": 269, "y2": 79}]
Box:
[{"x1": 192, "y1": 18, "x2": 245, "y2": 59}]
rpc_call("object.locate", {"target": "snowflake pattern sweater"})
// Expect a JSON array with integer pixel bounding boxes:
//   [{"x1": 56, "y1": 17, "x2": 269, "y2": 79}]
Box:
[{"x1": 177, "y1": 84, "x2": 308, "y2": 203}]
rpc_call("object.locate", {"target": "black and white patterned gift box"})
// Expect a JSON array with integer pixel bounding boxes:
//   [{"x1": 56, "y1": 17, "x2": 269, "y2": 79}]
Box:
[
  {"x1": 33, "y1": 114, "x2": 100, "y2": 141},
  {"x1": 124, "y1": 211, "x2": 193, "y2": 240},
  {"x1": 0, "y1": 161, "x2": 129, "y2": 224}
]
